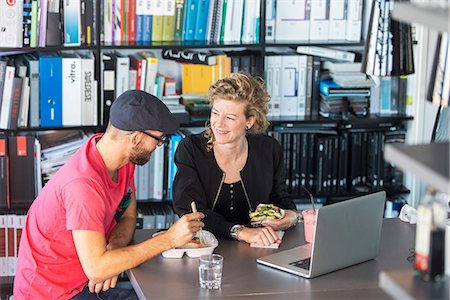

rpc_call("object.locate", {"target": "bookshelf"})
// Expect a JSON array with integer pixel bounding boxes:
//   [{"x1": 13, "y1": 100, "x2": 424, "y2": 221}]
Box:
[
  {"x1": 386, "y1": 1, "x2": 450, "y2": 194},
  {"x1": 377, "y1": 3, "x2": 450, "y2": 299},
  {"x1": 0, "y1": 0, "x2": 415, "y2": 209},
  {"x1": 0, "y1": 0, "x2": 418, "y2": 296}
]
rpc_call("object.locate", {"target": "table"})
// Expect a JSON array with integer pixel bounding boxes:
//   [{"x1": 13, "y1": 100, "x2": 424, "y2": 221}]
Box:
[{"x1": 127, "y1": 219, "x2": 416, "y2": 299}]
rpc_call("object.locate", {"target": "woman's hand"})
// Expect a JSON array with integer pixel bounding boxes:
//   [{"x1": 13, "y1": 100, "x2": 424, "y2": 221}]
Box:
[
  {"x1": 261, "y1": 210, "x2": 299, "y2": 231},
  {"x1": 237, "y1": 226, "x2": 281, "y2": 246}
]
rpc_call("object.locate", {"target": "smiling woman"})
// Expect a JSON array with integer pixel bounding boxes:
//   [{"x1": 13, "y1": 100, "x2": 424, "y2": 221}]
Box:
[{"x1": 172, "y1": 73, "x2": 300, "y2": 248}]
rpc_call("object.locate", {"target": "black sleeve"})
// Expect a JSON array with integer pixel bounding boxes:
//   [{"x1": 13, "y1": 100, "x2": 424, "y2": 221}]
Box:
[
  {"x1": 269, "y1": 140, "x2": 296, "y2": 211},
  {"x1": 172, "y1": 138, "x2": 236, "y2": 238}
]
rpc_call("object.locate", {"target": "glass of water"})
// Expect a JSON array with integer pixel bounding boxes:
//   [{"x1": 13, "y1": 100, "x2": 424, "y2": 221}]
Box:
[{"x1": 198, "y1": 254, "x2": 223, "y2": 289}]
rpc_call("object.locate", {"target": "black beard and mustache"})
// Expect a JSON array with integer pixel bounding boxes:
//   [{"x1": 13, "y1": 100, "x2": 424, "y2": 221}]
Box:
[{"x1": 129, "y1": 144, "x2": 153, "y2": 165}]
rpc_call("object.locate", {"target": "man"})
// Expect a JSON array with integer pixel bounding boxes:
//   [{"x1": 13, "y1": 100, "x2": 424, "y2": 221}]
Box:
[{"x1": 14, "y1": 90, "x2": 204, "y2": 299}]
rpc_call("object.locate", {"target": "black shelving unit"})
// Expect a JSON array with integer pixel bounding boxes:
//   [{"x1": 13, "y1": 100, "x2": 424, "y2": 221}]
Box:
[{"x1": 0, "y1": 1, "x2": 415, "y2": 206}]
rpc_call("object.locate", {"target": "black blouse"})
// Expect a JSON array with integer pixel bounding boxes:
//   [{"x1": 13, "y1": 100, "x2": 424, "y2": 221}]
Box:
[
  {"x1": 214, "y1": 181, "x2": 252, "y2": 225},
  {"x1": 172, "y1": 132, "x2": 295, "y2": 238}
]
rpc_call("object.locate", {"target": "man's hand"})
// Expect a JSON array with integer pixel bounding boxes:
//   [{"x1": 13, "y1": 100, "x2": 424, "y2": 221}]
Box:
[
  {"x1": 237, "y1": 226, "x2": 281, "y2": 246},
  {"x1": 262, "y1": 210, "x2": 299, "y2": 231},
  {"x1": 163, "y1": 212, "x2": 204, "y2": 248},
  {"x1": 87, "y1": 242, "x2": 121, "y2": 293},
  {"x1": 88, "y1": 275, "x2": 118, "y2": 294}
]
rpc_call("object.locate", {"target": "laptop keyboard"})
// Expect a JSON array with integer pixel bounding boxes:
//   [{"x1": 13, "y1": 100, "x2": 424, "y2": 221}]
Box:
[{"x1": 289, "y1": 257, "x2": 311, "y2": 270}]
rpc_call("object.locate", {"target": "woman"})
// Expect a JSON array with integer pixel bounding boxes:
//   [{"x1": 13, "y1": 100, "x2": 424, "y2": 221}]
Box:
[{"x1": 172, "y1": 73, "x2": 299, "y2": 246}]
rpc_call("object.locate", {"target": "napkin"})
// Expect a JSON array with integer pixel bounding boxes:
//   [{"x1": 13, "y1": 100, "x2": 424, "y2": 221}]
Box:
[{"x1": 250, "y1": 231, "x2": 285, "y2": 249}]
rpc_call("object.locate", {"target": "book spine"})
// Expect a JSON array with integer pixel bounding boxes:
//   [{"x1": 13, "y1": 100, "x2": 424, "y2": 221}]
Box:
[
  {"x1": 152, "y1": 0, "x2": 164, "y2": 41},
  {"x1": 194, "y1": 0, "x2": 209, "y2": 41},
  {"x1": 162, "y1": 49, "x2": 217, "y2": 65},
  {"x1": 142, "y1": 0, "x2": 153, "y2": 43},
  {"x1": 9, "y1": 77, "x2": 23, "y2": 131},
  {"x1": 8, "y1": 136, "x2": 36, "y2": 208},
  {"x1": 128, "y1": 0, "x2": 136, "y2": 43},
  {"x1": 23, "y1": 0, "x2": 33, "y2": 47},
  {"x1": 26, "y1": 57, "x2": 40, "y2": 127},
  {"x1": 84, "y1": 0, "x2": 95, "y2": 45},
  {"x1": 0, "y1": 135, "x2": 9, "y2": 210},
  {"x1": 162, "y1": 0, "x2": 176, "y2": 42},
  {"x1": 17, "y1": 77, "x2": 30, "y2": 128},
  {"x1": 102, "y1": 54, "x2": 115, "y2": 125},
  {"x1": 38, "y1": 0, "x2": 48, "y2": 47},
  {"x1": 103, "y1": 0, "x2": 113, "y2": 43},
  {"x1": 0, "y1": 67, "x2": 16, "y2": 130},
  {"x1": 64, "y1": 0, "x2": 82, "y2": 46},
  {"x1": 30, "y1": 0, "x2": 39, "y2": 47},
  {"x1": 136, "y1": 0, "x2": 144, "y2": 42},
  {"x1": 174, "y1": 0, "x2": 185, "y2": 41},
  {"x1": 81, "y1": 55, "x2": 96, "y2": 126},
  {"x1": 39, "y1": 55, "x2": 62, "y2": 127},
  {"x1": 183, "y1": 0, "x2": 197, "y2": 41},
  {"x1": 0, "y1": 0, "x2": 24, "y2": 47}
]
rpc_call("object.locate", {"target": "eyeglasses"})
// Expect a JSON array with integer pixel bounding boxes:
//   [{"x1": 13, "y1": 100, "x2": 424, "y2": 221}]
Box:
[{"x1": 140, "y1": 131, "x2": 168, "y2": 146}]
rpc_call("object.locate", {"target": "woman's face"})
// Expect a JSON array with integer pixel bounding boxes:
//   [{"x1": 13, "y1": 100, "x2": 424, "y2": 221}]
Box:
[{"x1": 210, "y1": 98, "x2": 251, "y2": 145}]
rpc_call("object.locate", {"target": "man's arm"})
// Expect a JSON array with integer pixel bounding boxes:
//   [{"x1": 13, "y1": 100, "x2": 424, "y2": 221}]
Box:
[
  {"x1": 88, "y1": 194, "x2": 137, "y2": 293},
  {"x1": 72, "y1": 212, "x2": 204, "y2": 284},
  {"x1": 107, "y1": 193, "x2": 137, "y2": 249}
]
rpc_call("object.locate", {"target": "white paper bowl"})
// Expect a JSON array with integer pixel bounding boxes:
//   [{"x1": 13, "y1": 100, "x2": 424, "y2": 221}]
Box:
[{"x1": 161, "y1": 230, "x2": 219, "y2": 259}]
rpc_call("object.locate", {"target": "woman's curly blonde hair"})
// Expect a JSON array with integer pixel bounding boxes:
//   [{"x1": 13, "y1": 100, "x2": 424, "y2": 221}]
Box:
[{"x1": 204, "y1": 72, "x2": 270, "y2": 151}]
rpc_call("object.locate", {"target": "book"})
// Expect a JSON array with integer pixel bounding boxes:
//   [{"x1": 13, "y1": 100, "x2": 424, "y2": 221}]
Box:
[
  {"x1": 162, "y1": 49, "x2": 220, "y2": 65},
  {"x1": 102, "y1": 53, "x2": 115, "y2": 125},
  {"x1": 0, "y1": 66, "x2": 16, "y2": 130},
  {"x1": 162, "y1": 0, "x2": 176, "y2": 42},
  {"x1": 194, "y1": 0, "x2": 209, "y2": 41},
  {"x1": 319, "y1": 79, "x2": 370, "y2": 98},
  {"x1": 61, "y1": 52, "x2": 82, "y2": 126},
  {"x1": 174, "y1": 0, "x2": 185, "y2": 41},
  {"x1": 38, "y1": 52, "x2": 63, "y2": 126},
  {"x1": 23, "y1": 54, "x2": 39, "y2": 127},
  {"x1": 138, "y1": 51, "x2": 158, "y2": 95},
  {"x1": 63, "y1": 0, "x2": 82, "y2": 46},
  {"x1": 0, "y1": 134, "x2": 8, "y2": 210},
  {"x1": 8, "y1": 135, "x2": 36, "y2": 209},
  {"x1": 0, "y1": 0, "x2": 23, "y2": 48},
  {"x1": 275, "y1": 0, "x2": 309, "y2": 41},
  {"x1": 79, "y1": 51, "x2": 97, "y2": 126},
  {"x1": 46, "y1": 0, "x2": 62, "y2": 46},
  {"x1": 328, "y1": 0, "x2": 346, "y2": 41},
  {"x1": 346, "y1": 0, "x2": 363, "y2": 42},
  {"x1": 0, "y1": 215, "x2": 7, "y2": 276},
  {"x1": 152, "y1": 0, "x2": 164, "y2": 41},
  {"x1": 309, "y1": 0, "x2": 329, "y2": 41},
  {"x1": 23, "y1": 0, "x2": 33, "y2": 47},
  {"x1": 183, "y1": 0, "x2": 198, "y2": 41},
  {"x1": 265, "y1": 0, "x2": 275, "y2": 42},
  {"x1": 296, "y1": 46, "x2": 355, "y2": 62}
]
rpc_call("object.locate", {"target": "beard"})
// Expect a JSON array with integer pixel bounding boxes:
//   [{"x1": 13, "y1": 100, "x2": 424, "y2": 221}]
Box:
[{"x1": 129, "y1": 145, "x2": 152, "y2": 165}]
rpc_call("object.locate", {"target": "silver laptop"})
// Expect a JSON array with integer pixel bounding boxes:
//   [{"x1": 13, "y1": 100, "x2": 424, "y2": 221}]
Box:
[{"x1": 257, "y1": 191, "x2": 386, "y2": 278}]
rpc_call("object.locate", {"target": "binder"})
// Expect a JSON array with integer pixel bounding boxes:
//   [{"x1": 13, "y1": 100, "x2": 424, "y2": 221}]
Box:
[
  {"x1": 38, "y1": 52, "x2": 62, "y2": 127},
  {"x1": 102, "y1": 53, "x2": 116, "y2": 125},
  {"x1": 0, "y1": 134, "x2": 9, "y2": 210},
  {"x1": 8, "y1": 135, "x2": 36, "y2": 209}
]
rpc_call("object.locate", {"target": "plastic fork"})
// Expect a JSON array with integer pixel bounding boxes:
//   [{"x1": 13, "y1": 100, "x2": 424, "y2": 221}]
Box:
[{"x1": 191, "y1": 201, "x2": 207, "y2": 246}]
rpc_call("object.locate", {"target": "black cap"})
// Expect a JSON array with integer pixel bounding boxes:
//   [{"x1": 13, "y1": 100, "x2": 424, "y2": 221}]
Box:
[{"x1": 110, "y1": 90, "x2": 179, "y2": 134}]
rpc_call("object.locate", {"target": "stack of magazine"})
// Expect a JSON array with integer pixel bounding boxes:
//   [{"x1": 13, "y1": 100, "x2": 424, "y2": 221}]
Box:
[{"x1": 319, "y1": 61, "x2": 374, "y2": 118}]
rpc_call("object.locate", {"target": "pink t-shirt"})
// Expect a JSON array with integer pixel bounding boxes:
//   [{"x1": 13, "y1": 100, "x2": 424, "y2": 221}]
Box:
[{"x1": 14, "y1": 134, "x2": 136, "y2": 300}]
